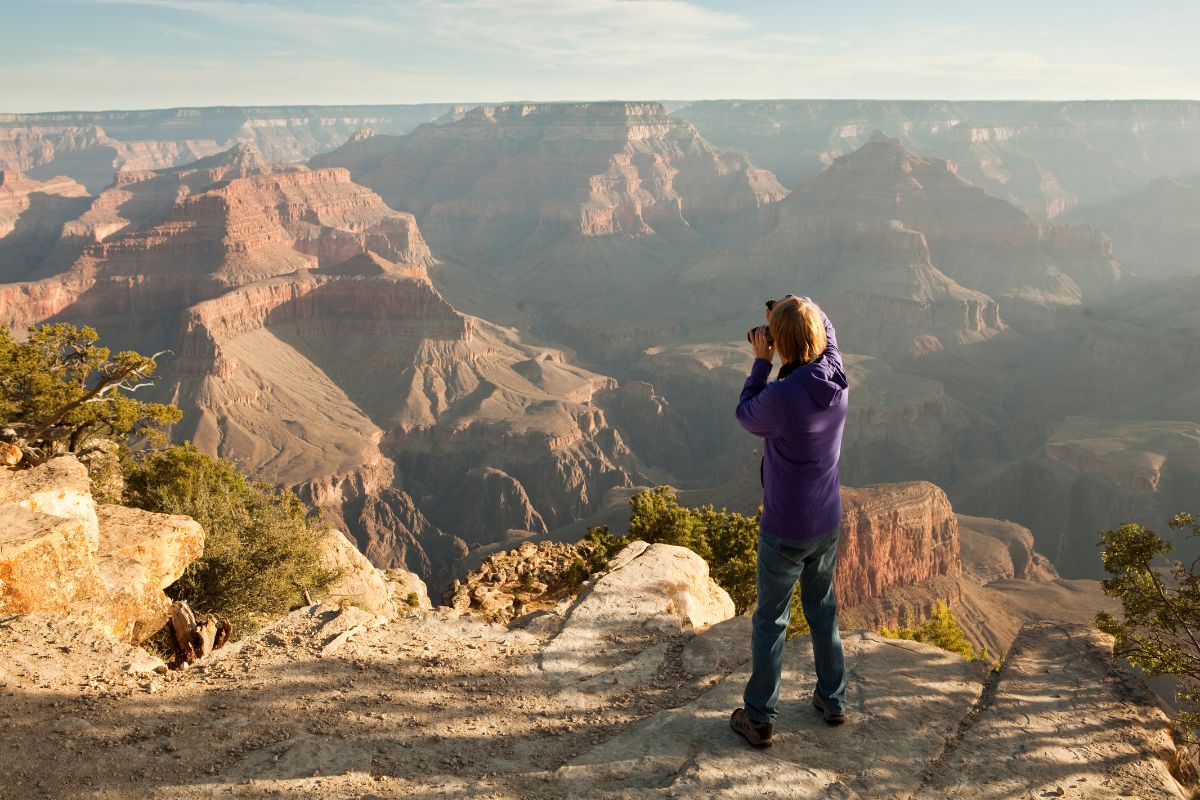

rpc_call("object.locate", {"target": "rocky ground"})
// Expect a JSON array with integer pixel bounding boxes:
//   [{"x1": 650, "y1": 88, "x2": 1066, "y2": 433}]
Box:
[{"x1": 2, "y1": 549, "x2": 1192, "y2": 800}]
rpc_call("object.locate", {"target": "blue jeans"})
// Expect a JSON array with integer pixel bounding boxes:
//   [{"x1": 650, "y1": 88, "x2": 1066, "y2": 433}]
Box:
[{"x1": 743, "y1": 526, "x2": 846, "y2": 723}]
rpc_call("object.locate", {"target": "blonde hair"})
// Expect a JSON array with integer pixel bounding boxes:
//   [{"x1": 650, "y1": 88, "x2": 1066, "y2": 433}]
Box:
[{"x1": 769, "y1": 296, "x2": 828, "y2": 365}]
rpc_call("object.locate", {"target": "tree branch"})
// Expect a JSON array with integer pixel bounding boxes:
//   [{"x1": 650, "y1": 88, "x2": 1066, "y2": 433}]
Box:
[
  {"x1": 1145, "y1": 563, "x2": 1200, "y2": 660},
  {"x1": 24, "y1": 365, "x2": 141, "y2": 443}
]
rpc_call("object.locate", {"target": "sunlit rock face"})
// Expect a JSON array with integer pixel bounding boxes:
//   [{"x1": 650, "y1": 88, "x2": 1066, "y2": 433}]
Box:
[{"x1": 0, "y1": 456, "x2": 204, "y2": 643}]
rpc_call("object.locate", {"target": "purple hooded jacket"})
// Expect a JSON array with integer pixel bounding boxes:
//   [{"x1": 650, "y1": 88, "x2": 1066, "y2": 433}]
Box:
[{"x1": 735, "y1": 309, "x2": 848, "y2": 541}]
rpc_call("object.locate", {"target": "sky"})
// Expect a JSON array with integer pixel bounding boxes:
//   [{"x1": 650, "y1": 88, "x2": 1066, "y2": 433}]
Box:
[{"x1": 2, "y1": 0, "x2": 1198, "y2": 112}]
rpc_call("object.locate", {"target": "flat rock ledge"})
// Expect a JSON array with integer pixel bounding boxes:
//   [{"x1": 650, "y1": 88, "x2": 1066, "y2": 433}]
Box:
[{"x1": 556, "y1": 622, "x2": 1193, "y2": 799}]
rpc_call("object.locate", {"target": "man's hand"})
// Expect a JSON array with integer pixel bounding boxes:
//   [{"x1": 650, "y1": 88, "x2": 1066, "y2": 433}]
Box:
[{"x1": 751, "y1": 326, "x2": 775, "y2": 362}]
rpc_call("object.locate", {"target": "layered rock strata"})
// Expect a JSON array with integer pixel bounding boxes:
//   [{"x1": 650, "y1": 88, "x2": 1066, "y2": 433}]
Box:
[
  {"x1": 671, "y1": 132, "x2": 1121, "y2": 357},
  {"x1": 0, "y1": 456, "x2": 203, "y2": 642},
  {"x1": 835, "y1": 481, "x2": 959, "y2": 609}
]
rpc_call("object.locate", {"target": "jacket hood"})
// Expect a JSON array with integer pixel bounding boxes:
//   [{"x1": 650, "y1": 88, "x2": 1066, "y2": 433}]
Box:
[{"x1": 794, "y1": 359, "x2": 848, "y2": 408}]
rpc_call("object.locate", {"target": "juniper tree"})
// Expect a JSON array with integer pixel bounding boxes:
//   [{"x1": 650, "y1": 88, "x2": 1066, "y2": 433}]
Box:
[
  {"x1": 0, "y1": 323, "x2": 180, "y2": 464},
  {"x1": 1096, "y1": 513, "x2": 1200, "y2": 744}
]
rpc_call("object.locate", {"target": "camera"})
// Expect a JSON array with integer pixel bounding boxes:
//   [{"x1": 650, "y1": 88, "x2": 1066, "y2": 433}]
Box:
[{"x1": 746, "y1": 295, "x2": 794, "y2": 344}]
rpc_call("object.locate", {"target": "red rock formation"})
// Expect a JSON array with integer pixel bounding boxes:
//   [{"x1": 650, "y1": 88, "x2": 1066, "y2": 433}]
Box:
[{"x1": 835, "y1": 481, "x2": 959, "y2": 609}]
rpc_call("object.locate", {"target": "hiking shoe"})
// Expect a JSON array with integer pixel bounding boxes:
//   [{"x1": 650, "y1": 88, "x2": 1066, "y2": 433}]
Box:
[
  {"x1": 730, "y1": 708, "x2": 773, "y2": 748},
  {"x1": 812, "y1": 692, "x2": 846, "y2": 726}
]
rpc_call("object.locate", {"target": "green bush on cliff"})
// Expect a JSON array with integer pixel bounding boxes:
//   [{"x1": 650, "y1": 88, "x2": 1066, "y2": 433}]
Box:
[
  {"x1": 620, "y1": 487, "x2": 760, "y2": 615},
  {"x1": 124, "y1": 443, "x2": 338, "y2": 634},
  {"x1": 1096, "y1": 514, "x2": 1200, "y2": 745},
  {"x1": 0, "y1": 323, "x2": 181, "y2": 467},
  {"x1": 879, "y1": 599, "x2": 983, "y2": 660},
  {"x1": 628, "y1": 486, "x2": 697, "y2": 549}
]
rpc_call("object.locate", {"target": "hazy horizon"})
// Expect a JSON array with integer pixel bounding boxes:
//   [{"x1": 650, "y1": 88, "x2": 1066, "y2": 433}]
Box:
[
  {"x1": 9, "y1": 96, "x2": 1200, "y2": 117},
  {"x1": 3, "y1": 0, "x2": 1198, "y2": 113}
]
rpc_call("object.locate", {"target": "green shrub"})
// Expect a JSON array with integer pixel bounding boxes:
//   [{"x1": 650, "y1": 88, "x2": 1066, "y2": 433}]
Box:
[
  {"x1": 788, "y1": 594, "x2": 811, "y2": 639},
  {"x1": 879, "y1": 599, "x2": 983, "y2": 660},
  {"x1": 581, "y1": 525, "x2": 633, "y2": 573},
  {"x1": 123, "y1": 443, "x2": 337, "y2": 635},
  {"x1": 628, "y1": 486, "x2": 696, "y2": 549},
  {"x1": 690, "y1": 505, "x2": 759, "y2": 615}
]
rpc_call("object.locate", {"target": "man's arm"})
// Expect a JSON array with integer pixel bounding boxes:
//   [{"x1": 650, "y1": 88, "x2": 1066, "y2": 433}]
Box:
[{"x1": 736, "y1": 358, "x2": 786, "y2": 438}]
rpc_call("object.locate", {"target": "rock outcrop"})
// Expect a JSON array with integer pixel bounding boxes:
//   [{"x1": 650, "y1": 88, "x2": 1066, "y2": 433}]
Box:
[
  {"x1": 540, "y1": 541, "x2": 734, "y2": 682},
  {"x1": 318, "y1": 528, "x2": 431, "y2": 616},
  {"x1": 836, "y1": 481, "x2": 959, "y2": 609},
  {"x1": 558, "y1": 622, "x2": 1191, "y2": 799},
  {"x1": 2, "y1": 507, "x2": 1185, "y2": 799},
  {"x1": 0, "y1": 456, "x2": 203, "y2": 642},
  {"x1": 447, "y1": 538, "x2": 593, "y2": 623},
  {"x1": 920, "y1": 622, "x2": 1191, "y2": 798}
]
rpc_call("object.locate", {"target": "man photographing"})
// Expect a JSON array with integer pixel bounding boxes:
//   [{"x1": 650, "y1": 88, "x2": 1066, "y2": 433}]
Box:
[{"x1": 730, "y1": 295, "x2": 850, "y2": 748}]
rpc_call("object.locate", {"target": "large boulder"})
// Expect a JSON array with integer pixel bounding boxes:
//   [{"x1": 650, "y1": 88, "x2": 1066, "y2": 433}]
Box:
[
  {"x1": 540, "y1": 541, "x2": 734, "y2": 680},
  {"x1": 1, "y1": 457, "x2": 102, "y2": 616},
  {"x1": 86, "y1": 504, "x2": 204, "y2": 642},
  {"x1": 0, "y1": 456, "x2": 204, "y2": 642},
  {"x1": 318, "y1": 528, "x2": 431, "y2": 616}
]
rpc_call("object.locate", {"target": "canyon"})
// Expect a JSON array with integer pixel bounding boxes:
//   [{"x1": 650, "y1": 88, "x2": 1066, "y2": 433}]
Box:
[
  {"x1": 2, "y1": 99, "x2": 1198, "y2": 596},
  {"x1": 3, "y1": 92, "x2": 1196, "y2": 793}
]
